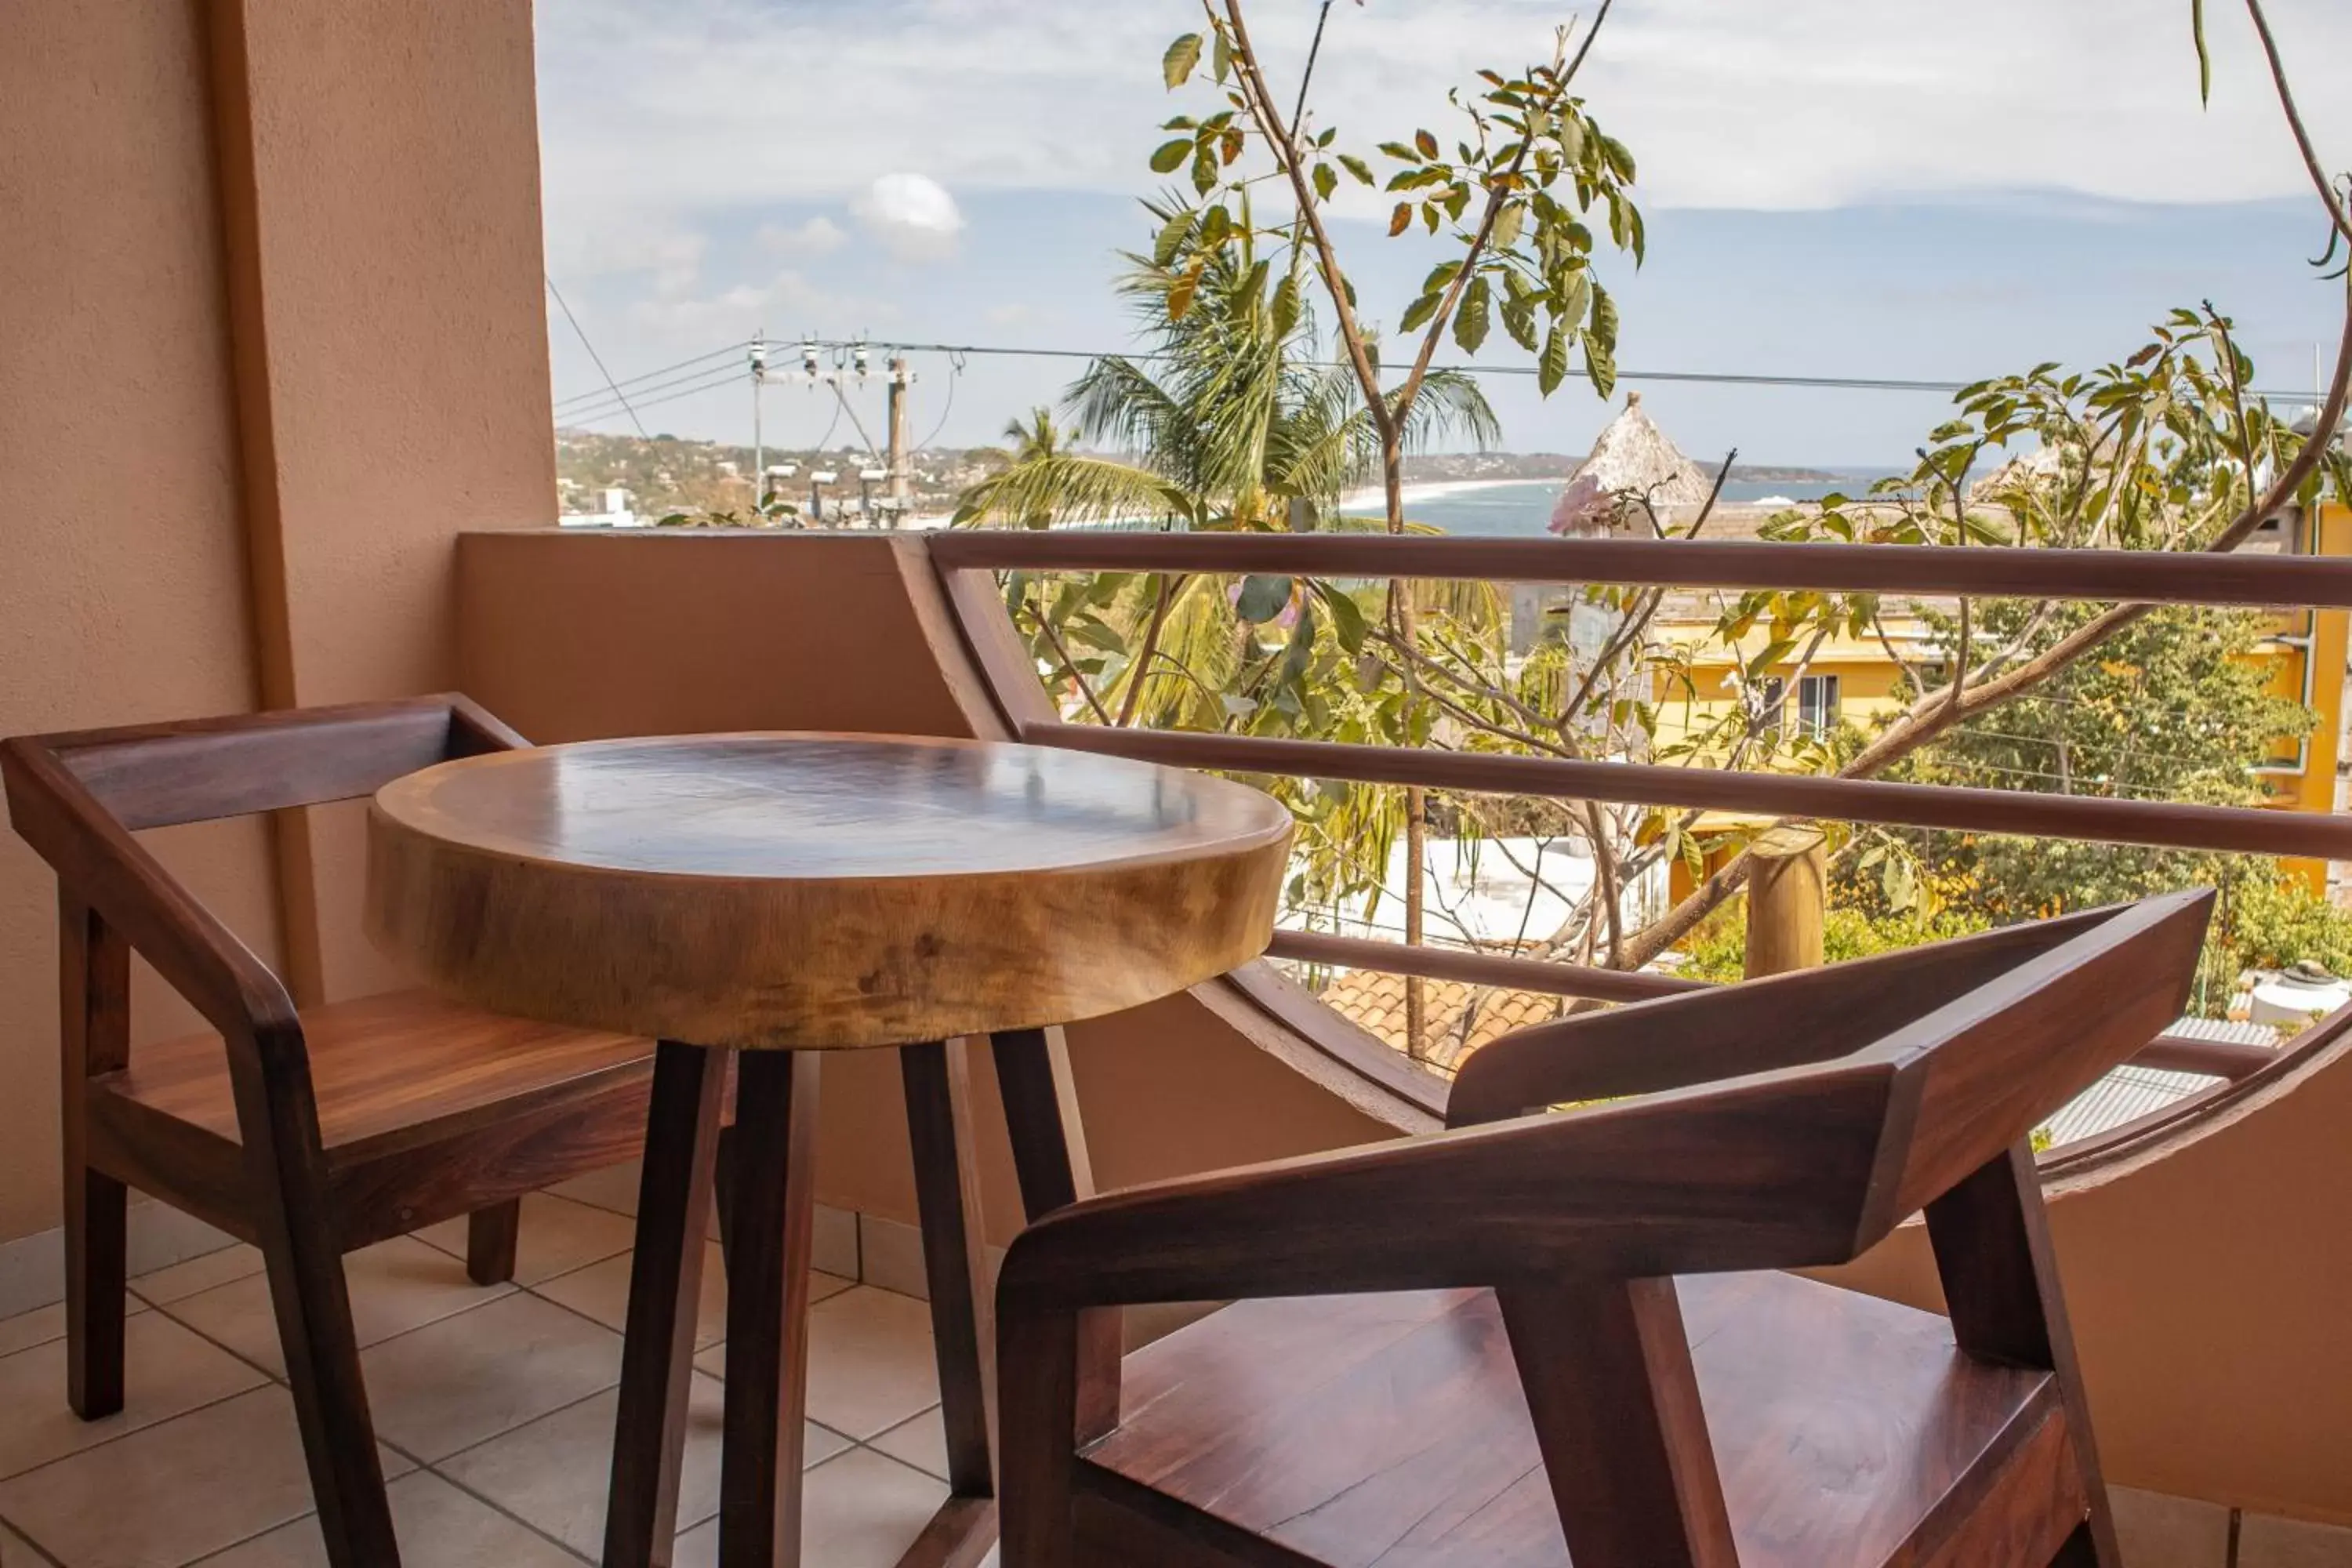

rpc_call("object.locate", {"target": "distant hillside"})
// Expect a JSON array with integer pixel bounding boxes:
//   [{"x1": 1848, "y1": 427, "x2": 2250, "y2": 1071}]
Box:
[
  {"x1": 555, "y1": 428, "x2": 1842, "y2": 519},
  {"x1": 556, "y1": 430, "x2": 991, "y2": 517}
]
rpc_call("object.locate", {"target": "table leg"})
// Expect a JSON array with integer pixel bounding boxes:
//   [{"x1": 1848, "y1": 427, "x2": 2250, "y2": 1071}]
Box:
[
  {"x1": 719, "y1": 1050, "x2": 823, "y2": 1568},
  {"x1": 990, "y1": 1028, "x2": 1121, "y2": 1440},
  {"x1": 896, "y1": 1041, "x2": 1000, "y2": 1568},
  {"x1": 606, "y1": 1040, "x2": 730, "y2": 1568}
]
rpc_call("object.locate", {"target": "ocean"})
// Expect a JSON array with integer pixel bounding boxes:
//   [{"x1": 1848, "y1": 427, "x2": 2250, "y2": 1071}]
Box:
[{"x1": 1341, "y1": 474, "x2": 1885, "y2": 536}]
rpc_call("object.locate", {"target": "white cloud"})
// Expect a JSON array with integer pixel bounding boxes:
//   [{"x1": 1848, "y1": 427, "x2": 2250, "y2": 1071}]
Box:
[
  {"x1": 851, "y1": 173, "x2": 967, "y2": 262},
  {"x1": 757, "y1": 215, "x2": 848, "y2": 257},
  {"x1": 536, "y1": 0, "x2": 2352, "y2": 220},
  {"x1": 628, "y1": 269, "x2": 829, "y2": 334}
]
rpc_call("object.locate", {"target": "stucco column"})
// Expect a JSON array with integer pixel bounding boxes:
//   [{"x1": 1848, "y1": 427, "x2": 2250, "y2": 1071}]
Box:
[{"x1": 206, "y1": 0, "x2": 558, "y2": 1001}]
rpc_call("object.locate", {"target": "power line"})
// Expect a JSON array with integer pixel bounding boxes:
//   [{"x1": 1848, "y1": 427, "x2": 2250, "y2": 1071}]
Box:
[
  {"x1": 560, "y1": 361, "x2": 766, "y2": 424},
  {"x1": 551, "y1": 333, "x2": 2327, "y2": 435},
  {"x1": 554, "y1": 340, "x2": 749, "y2": 412},
  {"x1": 562, "y1": 366, "x2": 746, "y2": 426},
  {"x1": 786, "y1": 337, "x2": 2322, "y2": 402},
  {"x1": 545, "y1": 276, "x2": 648, "y2": 437},
  {"x1": 916, "y1": 353, "x2": 966, "y2": 449}
]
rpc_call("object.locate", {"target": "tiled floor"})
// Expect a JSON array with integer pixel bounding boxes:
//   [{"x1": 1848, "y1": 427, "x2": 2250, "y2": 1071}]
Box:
[
  {"x1": 10, "y1": 1196, "x2": 2350, "y2": 1568},
  {"x1": 0, "y1": 1192, "x2": 963, "y2": 1567}
]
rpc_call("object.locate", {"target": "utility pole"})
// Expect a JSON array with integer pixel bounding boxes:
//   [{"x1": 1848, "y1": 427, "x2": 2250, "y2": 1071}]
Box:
[
  {"x1": 886, "y1": 354, "x2": 913, "y2": 526},
  {"x1": 750, "y1": 330, "x2": 767, "y2": 510}
]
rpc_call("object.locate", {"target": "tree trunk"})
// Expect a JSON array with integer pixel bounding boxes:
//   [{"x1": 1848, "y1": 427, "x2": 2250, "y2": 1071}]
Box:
[{"x1": 1383, "y1": 430, "x2": 1430, "y2": 1058}]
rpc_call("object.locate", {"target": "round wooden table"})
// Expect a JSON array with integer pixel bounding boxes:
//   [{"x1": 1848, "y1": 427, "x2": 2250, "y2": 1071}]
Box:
[{"x1": 365, "y1": 734, "x2": 1291, "y2": 1568}]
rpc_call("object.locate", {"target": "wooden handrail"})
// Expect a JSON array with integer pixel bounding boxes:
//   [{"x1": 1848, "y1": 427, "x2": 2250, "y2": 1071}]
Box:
[
  {"x1": 929, "y1": 531, "x2": 2352, "y2": 608},
  {"x1": 1026, "y1": 721, "x2": 2352, "y2": 862},
  {"x1": 923, "y1": 541, "x2": 2332, "y2": 1165},
  {"x1": 1269, "y1": 930, "x2": 1698, "y2": 1003},
  {"x1": 1265, "y1": 929, "x2": 2274, "y2": 1082}
]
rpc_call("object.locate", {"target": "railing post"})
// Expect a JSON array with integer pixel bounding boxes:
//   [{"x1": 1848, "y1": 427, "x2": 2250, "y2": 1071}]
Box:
[{"x1": 1745, "y1": 826, "x2": 1827, "y2": 979}]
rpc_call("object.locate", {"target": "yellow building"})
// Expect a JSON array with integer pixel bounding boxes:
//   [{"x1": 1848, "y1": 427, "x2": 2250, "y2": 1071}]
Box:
[
  {"x1": 1647, "y1": 499, "x2": 2352, "y2": 903},
  {"x1": 2255, "y1": 499, "x2": 2352, "y2": 895}
]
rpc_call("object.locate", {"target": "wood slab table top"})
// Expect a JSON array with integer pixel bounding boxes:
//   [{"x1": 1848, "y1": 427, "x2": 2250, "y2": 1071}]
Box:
[{"x1": 365, "y1": 731, "x2": 1293, "y2": 1049}]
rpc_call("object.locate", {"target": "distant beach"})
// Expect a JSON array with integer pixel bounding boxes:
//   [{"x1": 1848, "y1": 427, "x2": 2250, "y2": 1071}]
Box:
[{"x1": 1341, "y1": 474, "x2": 1879, "y2": 536}]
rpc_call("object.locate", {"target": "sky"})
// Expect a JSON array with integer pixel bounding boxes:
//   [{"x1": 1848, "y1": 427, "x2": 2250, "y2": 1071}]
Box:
[{"x1": 535, "y1": 0, "x2": 2352, "y2": 470}]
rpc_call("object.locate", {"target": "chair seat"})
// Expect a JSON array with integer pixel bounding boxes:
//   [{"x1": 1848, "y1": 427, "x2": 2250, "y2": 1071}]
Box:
[
  {"x1": 1080, "y1": 1271, "x2": 2073, "y2": 1568},
  {"x1": 96, "y1": 989, "x2": 655, "y2": 1164}
]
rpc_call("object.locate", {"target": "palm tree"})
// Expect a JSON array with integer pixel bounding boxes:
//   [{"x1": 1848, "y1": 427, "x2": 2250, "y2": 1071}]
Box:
[
  {"x1": 953, "y1": 205, "x2": 1498, "y2": 534},
  {"x1": 1001, "y1": 408, "x2": 1062, "y2": 462},
  {"x1": 953, "y1": 211, "x2": 1509, "y2": 947}
]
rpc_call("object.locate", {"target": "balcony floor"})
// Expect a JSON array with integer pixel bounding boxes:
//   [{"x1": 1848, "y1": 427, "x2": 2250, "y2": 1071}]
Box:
[
  {"x1": 0, "y1": 1190, "x2": 971, "y2": 1567},
  {"x1": 1, "y1": 1185, "x2": 2346, "y2": 1568}
]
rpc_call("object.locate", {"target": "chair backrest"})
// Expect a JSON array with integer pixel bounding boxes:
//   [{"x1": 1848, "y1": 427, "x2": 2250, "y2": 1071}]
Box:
[
  {"x1": 1479, "y1": 892, "x2": 2209, "y2": 1568},
  {"x1": 1857, "y1": 887, "x2": 2210, "y2": 1231},
  {"x1": 2, "y1": 695, "x2": 528, "y2": 1044},
  {"x1": 1451, "y1": 889, "x2": 2211, "y2": 1261},
  {"x1": 1447, "y1": 904, "x2": 2122, "y2": 1129},
  {"x1": 34, "y1": 694, "x2": 525, "y2": 832}
]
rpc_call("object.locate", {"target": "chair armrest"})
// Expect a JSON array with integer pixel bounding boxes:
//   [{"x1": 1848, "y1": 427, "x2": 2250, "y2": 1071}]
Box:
[
  {"x1": 1444, "y1": 910, "x2": 2112, "y2": 1127},
  {"x1": 996, "y1": 1062, "x2": 1889, "y2": 1312},
  {"x1": 446, "y1": 693, "x2": 531, "y2": 756},
  {"x1": 2, "y1": 736, "x2": 298, "y2": 1049}
]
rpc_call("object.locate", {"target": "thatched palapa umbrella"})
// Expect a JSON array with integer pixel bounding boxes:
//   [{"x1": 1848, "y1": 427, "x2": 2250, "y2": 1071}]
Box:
[{"x1": 1548, "y1": 391, "x2": 1713, "y2": 537}]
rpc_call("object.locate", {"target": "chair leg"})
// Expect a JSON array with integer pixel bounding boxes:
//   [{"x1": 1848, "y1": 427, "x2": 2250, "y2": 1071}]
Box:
[
  {"x1": 60, "y1": 895, "x2": 129, "y2": 1420},
  {"x1": 465, "y1": 1200, "x2": 521, "y2": 1286},
  {"x1": 262, "y1": 1225, "x2": 399, "y2": 1566},
  {"x1": 64, "y1": 1164, "x2": 127, "y2": 1419},
  {"x1": 252, "y1": 1186, "x2": 398, "y2": 1566},
  {"x1": 996, "y1": 1302, "x2": 1080, "y2": 1568}
]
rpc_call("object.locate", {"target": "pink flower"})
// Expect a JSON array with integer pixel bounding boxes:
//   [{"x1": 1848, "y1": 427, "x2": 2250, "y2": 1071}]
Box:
[{"x1": 1547, "y1": 472, "x2": 1613, "y2": 536}]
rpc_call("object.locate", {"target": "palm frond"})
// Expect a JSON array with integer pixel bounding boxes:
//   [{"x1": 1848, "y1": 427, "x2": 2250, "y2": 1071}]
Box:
[{"x1": 951, "y1": 453, "x2": 1190, "y2": 529}]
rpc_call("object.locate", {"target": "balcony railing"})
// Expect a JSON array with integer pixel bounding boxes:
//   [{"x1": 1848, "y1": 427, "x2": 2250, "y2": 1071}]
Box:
[{"x1": 928, "y1": 526, "x2": 2352, "y2": 1156}]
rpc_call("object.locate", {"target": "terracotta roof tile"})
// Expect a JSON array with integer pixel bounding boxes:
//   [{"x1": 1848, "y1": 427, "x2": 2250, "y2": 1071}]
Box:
[{"x1": 1316, "y1": 967, "x2": 1565, "y2": 1070}]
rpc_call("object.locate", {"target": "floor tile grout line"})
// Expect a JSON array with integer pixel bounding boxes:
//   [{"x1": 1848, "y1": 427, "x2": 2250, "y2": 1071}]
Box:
[
  {"x1": 405, "y1": 1455, "x2": 599, "y2": 1566},
  {"x1": 419, "y1": 1372, "x2": 626, "y2": 1470},
  {"x1": 412, "y1": 1376, "x2": 872, "y2": 1562},
  {"x1": 6, "y1": 1234, "x2": 948, "y2": 1547},
  {"x1": 0, "y1": 1377, "x2": 272, "y2": 1487},
  {"x1": 816, "y1": 1440, "x2": 959, "y2": 1491},
  {"x1": 145, "y1": 1282, "x2": 640, "y2": 1520},
  {"x1": 146, "y1": 1296, "x2": 304, "y2": 1388}
]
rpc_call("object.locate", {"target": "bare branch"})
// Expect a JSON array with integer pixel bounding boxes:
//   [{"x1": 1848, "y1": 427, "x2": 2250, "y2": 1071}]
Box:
[
  {"x1": 1023, "y1": 598, "x2": 1115, "y2": 726},
  {"x1": 1115, "y1": 572, "x2": 1185, "y2": 725},
  {"x1": 2240, "y1": 0, "x2": 2352, "y2": 246},
  {"x1": 1216, "y1": 0, "x2": 1389, "y2": 435}
]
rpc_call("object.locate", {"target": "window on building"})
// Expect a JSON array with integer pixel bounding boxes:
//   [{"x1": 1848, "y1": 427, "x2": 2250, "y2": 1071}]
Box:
[{"x1": 1795, "y1": 673, "x2": 1842, "y2": 739}]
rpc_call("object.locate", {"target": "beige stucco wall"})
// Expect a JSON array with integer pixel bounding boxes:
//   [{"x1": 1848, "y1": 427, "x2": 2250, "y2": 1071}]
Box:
[
  {"x1": 0, "y1": 2, "x2": 281, "y2": 1245},
  {"x1": 223, "y1": 0, "x2": 559, "y2": 1006},
  {"x1": 0, "y1": 0, "x2": 554, "y2": 1247},
  {"x1": 1833, "y1": 1040, "x2": 2352, "y2": 1525}
]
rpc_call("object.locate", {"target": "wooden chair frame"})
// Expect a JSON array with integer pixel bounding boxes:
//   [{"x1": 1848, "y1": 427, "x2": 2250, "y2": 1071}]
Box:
[
  {"x1": 995, "y1": 891, "x2": 2216, "y2": 1568},
  {"x1": 2, "y1": 695, "x2": 657, "y2": 1568}
]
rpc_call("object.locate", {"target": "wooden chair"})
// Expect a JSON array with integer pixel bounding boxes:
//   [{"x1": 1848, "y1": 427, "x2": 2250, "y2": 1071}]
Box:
[
  {"x1": 996, "y1": 889, "x2": 2216, "y2": 1568},
  {"x1": 2, "y1": 695, "x2": 659, "y2": 1568}
]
